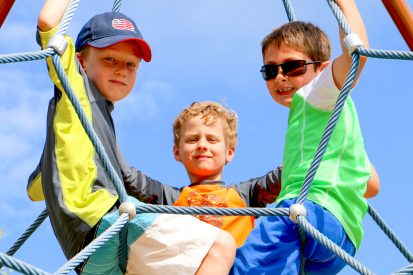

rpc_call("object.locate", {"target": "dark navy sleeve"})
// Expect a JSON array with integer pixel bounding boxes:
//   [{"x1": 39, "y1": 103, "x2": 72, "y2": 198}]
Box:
[
  {"x1": 116, "y1": 143, "x2": 181, "y2": 205},
  {"x1": 232, "y1": 166, "x2": 282, "y2": 207}
]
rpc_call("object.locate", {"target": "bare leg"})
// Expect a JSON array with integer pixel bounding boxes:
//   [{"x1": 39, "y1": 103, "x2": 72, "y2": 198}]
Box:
[{"x1": 195, "y1": 230, "x2": 236, "y2": 275}]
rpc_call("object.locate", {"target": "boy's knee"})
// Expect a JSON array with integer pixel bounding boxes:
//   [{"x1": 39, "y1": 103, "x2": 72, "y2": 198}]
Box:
[{"x1": 212, "y1": 230, "x2": 236, "y2": 262}]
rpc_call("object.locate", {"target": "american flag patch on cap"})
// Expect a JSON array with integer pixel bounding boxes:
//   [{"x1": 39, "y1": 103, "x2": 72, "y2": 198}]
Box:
[{"x1": 112, "y1": 19, "x2": 135, "y2": 32}]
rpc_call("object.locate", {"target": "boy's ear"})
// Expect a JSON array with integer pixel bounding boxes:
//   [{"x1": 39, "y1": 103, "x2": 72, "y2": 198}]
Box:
[
  {"x1": 76, "y1": 52, "x2": 86, "y2": 69},
  {"x1": 318, "y1": 60, "x2": 331, "y2": 72},
  {"x1": 225, "y1": 147, "x2": 235, "y2": 164},
  {"x1": 173, "y1": 145, "x2": 181, "y2": 162}
]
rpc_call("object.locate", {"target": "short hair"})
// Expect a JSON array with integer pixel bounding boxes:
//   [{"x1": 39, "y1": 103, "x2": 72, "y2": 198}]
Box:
[
  {"x1": 78, "y1": 45, "x2": 91, "y2": 56},
  {"x1": 173, "y1": 101, "x2": 238, "y2": 149},
  {"x1": 261, "y1": 21, "x2": 331, "y2": 63}
]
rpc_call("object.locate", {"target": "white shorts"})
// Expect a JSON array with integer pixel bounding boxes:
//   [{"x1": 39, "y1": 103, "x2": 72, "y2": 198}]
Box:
[
  {"x1": 81, "y1": 202, "x2": 220, "y2": 275},
  {"x1": 127, "y1": 214, "x2": 220, "y2": 274}
]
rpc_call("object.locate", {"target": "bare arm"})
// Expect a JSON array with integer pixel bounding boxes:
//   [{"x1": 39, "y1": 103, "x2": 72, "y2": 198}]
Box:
[
  {"x1": 38, "y1": 0, "x2": 70, "y2": 31},
  {"x1": 364, "y1": 164, "x2": 380, "y2": 198},
  {"x1": 332, "y1": 0, "x2": 369, "y2": 90}
]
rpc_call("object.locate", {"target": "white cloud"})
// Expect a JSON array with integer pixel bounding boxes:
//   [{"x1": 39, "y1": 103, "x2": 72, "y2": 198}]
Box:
[
  {"x1": 0, "y1": 200, "x2": 45, "y2": 236},
  {"x1": 0, "y1": 133, "x2": 30, "y2": 159},
  {"x1": 0, "y1": 68, "x2": 49, "y2": 132},
  {"x1": 0, "y1": 22, "x2": 38, "y2": 52},
  {"x1": 114, "y1": 79, "x2": 173, "y2": 123},
  {"x1": 0, "y1": 67, "x2": 50, "y2": 202}
]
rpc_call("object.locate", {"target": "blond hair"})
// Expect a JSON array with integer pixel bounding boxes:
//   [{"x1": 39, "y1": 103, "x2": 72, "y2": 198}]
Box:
[
  {"x1": 173, "y1": 101, "x2": 238, "y2": 149},
  {"x1": 262, "y1": 21, "x2": 331, "y2": 66}
]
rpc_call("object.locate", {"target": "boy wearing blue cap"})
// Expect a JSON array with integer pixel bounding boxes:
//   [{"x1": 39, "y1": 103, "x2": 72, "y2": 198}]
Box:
[{"x1": 27, "y1": 1, "x2": 236, "y2": 274}]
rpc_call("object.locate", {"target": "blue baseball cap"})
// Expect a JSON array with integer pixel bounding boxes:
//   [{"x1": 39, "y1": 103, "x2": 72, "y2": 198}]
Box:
[{"x1": 75, "y1": 12, "x2": 151, "y2": 62}]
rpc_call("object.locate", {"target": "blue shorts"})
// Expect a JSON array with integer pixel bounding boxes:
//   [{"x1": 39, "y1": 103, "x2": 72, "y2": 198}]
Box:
[{"x1": 231, "y1": 199, "x2": 355, "y2": 275}]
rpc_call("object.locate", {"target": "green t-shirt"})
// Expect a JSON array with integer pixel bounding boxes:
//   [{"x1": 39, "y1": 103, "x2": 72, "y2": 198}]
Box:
[{"x1": 276, "y1": 64, "x2": 371, "y2": 249}]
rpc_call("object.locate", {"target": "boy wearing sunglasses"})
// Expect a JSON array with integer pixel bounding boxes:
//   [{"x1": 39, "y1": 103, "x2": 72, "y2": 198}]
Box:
[{"x1": 231, "y1": 0, "x2": 380, "y2": 274}]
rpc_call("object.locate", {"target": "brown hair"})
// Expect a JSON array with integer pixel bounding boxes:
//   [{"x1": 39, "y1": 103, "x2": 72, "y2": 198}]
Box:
[
  {"x1": 262, "y1": 21, "x2": 331, "y2": 66},
  {"x1": 173, "y1": 101, "x2": 238, "y2": 149}
]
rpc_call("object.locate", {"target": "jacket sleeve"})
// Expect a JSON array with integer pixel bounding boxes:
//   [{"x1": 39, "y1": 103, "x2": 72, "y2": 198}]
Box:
[
  {"x1": 233, "y1": 166, "x2": 282, "y2": 207},
  {"x1": 116, "y1": 143, "x2": 181, "y2": 205}
]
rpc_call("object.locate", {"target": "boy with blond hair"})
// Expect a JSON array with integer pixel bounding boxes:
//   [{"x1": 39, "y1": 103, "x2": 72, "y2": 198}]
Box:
[
  {"x1": 231, "y1": 0, "x2": 380, "y2": 274},
  {"x1": 127, "y1": 100, "x2": 282, "y2": 247},
  {"x1": 27, "y1": 1, "x2": 236, "y2": 274}
]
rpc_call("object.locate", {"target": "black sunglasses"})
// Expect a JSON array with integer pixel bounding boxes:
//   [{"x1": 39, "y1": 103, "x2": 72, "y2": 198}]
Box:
[{"x1": 260, "y1": 60, "x2": 322, "y2": 81}]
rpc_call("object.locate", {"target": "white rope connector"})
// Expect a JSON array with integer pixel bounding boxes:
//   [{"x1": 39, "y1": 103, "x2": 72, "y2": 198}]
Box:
[
  {"x1": 289, "y1": 203, "x2": 307, "y2": 224},
  {"x1": 118, "y1": 201, "x2": 136, "y2": 221},
  {"x1": 46, "y1": 34, "x2": 68, "y2": 56},
  {"x1": 342, "y1": 33, "x2": 364, "y2": 55}
]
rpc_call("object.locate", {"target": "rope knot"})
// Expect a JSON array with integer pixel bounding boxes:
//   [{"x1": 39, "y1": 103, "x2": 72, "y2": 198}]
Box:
[
  {"x1": 289, "y1": 203, "x2": 307, "y2": 223},
  {"x1": 46, "y1": 34, "x2": 68, "y2": 56},
  {"x1": 118, "y1": 201, "x2": 136, "y2": 221},
  {"x1": 342, "y1": 33, "x2": 364, "y2": 55}
]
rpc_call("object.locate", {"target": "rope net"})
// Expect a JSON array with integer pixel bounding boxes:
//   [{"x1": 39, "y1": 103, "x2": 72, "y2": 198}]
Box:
[{"x1": 1, "y1": 0, "x2": 412, "y2": 274}]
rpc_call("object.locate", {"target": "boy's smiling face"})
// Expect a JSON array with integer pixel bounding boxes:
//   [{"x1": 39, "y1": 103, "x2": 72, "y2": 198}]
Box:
[
  {"x1": 263, "y1": 44, "x2": 327, "y2": 108},
  {"x1": 174, "y1": 115, "x2": 234, "y2": 183},
  {"x1": 77, "y1": 40, "x2": 142, "y2": 103}
]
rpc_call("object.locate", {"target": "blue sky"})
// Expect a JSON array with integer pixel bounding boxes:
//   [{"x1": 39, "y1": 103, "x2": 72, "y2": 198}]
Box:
[{"x1": 0, "y1": 1, "x2": 412, "y2": 274}]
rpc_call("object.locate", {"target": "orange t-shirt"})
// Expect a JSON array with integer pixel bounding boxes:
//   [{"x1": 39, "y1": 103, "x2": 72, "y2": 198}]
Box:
[{"x1": 173, "y1": 184, "x2": 255, "y2": 247}]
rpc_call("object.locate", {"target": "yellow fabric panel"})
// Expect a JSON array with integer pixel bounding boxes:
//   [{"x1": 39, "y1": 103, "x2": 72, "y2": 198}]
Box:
[
  {"x1": 40, "y1": 26, "x2": 117, "y2": 227},
  {"x1": 27, "y1": 172, "x2": 44, "y2": 201}
]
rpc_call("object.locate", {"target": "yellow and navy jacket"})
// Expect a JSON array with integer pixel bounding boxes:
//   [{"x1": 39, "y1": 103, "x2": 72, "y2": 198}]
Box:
[
  {"x1": 126, "y1": 168, "x2": 282, "y2": 247},
  {"x1": 26, "y1": 26, "x2": 159, "y2": 259}
]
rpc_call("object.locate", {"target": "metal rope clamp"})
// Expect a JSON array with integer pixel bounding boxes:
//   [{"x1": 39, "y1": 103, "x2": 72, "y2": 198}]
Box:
[
  {"x1": 118, "y1": 201, "x2": 136, "y2": 221},
  {"x1": 342, "y1": 33, "x2": 364, "y2": 55},
  {"x1": 46, "y1": 34, "x2": 68, "y2": 56},
  {"x1": 289, "y1": 203, "x2": 307, "y2": 224}
]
